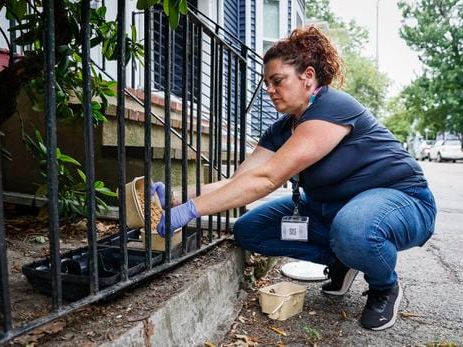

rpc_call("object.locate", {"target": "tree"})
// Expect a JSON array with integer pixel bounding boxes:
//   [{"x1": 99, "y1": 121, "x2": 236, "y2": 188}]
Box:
[
  {"x1": 398, "y1": 0, "x2": 463, "y2": 135},
  {"x1": 382, "y1": 96, "x2": 412, "y2": 143},
  {"x1": 305, "y1": 1, "x2": 389, "y2": 116}
]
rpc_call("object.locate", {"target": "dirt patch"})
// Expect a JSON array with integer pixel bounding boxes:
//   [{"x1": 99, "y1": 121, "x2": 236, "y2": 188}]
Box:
[{"x1": 2, "y1": 203, "x2": 234, "y2": 346}]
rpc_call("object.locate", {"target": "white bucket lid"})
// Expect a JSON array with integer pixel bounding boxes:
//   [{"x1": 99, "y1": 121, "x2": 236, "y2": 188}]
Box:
[{"x1": 280, "y1": 261, "x2": 327, "y2": 281}]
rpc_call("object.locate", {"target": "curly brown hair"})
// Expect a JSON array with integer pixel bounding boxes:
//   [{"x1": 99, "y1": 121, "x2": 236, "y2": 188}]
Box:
[{"x1": 263, "y1": 25, "x2": 344, "y2": 87}]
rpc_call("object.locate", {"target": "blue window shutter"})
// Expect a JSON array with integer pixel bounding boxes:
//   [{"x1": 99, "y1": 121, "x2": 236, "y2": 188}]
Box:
[
  {"x1": 251, "y1": 0, "x2": 256, "y2": 50},
  {"x1": 239, "y1": 0, "x2": 246, "y2": 42},
  {"x1": 224, "y1": 0, "x2": 239, "y2": 38}
]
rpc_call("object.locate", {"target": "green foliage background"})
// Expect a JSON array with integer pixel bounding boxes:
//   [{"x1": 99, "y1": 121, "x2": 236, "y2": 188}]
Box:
[
  {"x1": 305, "y1": 0, "x2": 390, "y2": 117},
  {"x1": 397, "y1": 0, "x2": 463, "y2": 138}
]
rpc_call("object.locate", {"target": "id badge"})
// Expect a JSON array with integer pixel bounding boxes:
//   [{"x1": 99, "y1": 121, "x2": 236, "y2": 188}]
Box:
[{"x1": 281, "y1": 215, "x2": 309, "y2": 241}]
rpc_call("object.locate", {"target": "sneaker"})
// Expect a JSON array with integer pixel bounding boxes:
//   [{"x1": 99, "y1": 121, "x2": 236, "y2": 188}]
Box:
[
  {"x1": 360, "y1": 283, "x2": 403, "y2": 331},
  {"x1": 321, "y1": 259, "x2": 359, "y2": 295}
]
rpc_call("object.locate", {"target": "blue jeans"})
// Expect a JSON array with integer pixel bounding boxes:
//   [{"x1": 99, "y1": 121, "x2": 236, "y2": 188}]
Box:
[{"x1": 233, "y1": 186, "x2": 436, "y2": 291}]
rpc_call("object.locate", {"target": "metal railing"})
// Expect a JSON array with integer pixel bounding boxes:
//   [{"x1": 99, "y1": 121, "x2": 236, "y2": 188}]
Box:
[{"x1": 0, "y1": 1, "x2": 258, "y2": 343}]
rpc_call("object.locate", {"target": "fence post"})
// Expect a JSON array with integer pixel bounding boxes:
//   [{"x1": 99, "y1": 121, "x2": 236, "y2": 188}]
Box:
[
  {"x1": 0, "y1": 138, "x2": 12, "y2": 336},
  {"x1": 81, "y1": 0, "x2": 98, "y2": 294},
  {"x1": 143, "y1": 6, "x2": 153, "y2": 269},
  {"x1": 43, "y1": 0, "x2": 62, "y2": 309},
  {"x1": 181, "y1": 14, "x2": 190, "y2": 254},
  {"x1": 164, "y1": 17, "x2": 173, "y2": 262},
  {"x1": 116, "y1": 0, "x2": 128, "y2": 281},
  {"x1": 239, "y1": 46, "x2": 248, "y2": 215}
]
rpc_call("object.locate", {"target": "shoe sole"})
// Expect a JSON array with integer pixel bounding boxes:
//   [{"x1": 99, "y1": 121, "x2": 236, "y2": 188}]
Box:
[
  {"x1": 370, "y1": 284, "x2": 403, "y2": 331},
  {"x1": 322, "y1": 269, "x2": 359, "y2": 296}
]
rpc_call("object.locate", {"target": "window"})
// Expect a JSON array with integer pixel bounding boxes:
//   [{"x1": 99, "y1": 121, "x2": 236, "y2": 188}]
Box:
[
  {"x1": 263, "y1": 0, "x2": 280, "y2": 53},
  {"x1": 296, "y1": 13, "x2": 303, "y2": 28}
]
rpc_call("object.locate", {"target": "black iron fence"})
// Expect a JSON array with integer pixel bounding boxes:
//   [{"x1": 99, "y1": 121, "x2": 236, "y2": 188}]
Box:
[{"x1": 0, "y1": 1, "x2": 264, "y2": 343}]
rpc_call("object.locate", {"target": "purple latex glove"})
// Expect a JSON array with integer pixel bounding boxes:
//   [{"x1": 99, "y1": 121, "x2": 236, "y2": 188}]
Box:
[
  {"x1": 157, "y1": 200, "x2": 200, "y2": 237},
  {"x1": 150, "y1": 181, "x2": 166, "y2": 208}
]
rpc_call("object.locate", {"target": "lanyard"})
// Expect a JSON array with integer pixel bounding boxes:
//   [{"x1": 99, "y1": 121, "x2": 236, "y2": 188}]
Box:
[
  {"x1": 309, "y1": 86, "x2": 323, "y2": 106},
  {"x1": 291, "y1": 177, "x2": 301, "y2": 216},
  {"x1": 290, "y1": 87, "x2": 322, "y2": 215}
]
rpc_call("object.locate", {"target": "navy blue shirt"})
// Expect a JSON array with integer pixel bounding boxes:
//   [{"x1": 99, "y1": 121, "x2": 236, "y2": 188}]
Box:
[{"x1": 258, "y1": 86, "x2": 427, "y2": 202}]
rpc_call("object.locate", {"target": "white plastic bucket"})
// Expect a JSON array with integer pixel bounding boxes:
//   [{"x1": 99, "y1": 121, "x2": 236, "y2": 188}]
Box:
[{"x1": 258, "y1": 281, "x2": 307, "y2": 321}]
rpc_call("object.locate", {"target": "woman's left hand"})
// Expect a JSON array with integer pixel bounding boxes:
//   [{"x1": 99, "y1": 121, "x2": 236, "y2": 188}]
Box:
[{"x1": 156, "y1": 200, "x2": 200, "y2": 237}]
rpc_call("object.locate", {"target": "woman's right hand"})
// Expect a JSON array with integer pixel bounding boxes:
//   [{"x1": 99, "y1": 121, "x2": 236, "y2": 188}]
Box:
[{"x1": 150, "y1": 181, "x2": 166, "y2": 208}]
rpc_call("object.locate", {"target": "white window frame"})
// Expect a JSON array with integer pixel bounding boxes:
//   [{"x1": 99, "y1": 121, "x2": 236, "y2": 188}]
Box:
[
  {"x1": 292, "y1": 0, "x2": 305, "y2": 30},
  {"x1": 257, "y1": 0, "x2": 288, "y2": 55}
]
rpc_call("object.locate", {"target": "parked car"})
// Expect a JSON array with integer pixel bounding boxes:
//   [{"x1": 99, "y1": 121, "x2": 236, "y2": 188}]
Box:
[
  {"x1": 415, "y1": 140, "x2": 435, "y2": 161},
  {"x1": 429, "y1": 139, "x2": 463, "y2": 162}
]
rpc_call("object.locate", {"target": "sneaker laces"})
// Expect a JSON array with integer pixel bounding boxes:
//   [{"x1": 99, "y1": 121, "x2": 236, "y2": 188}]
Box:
[{"x1": 362, "y1": 289, "x2": 389, "y2": 310}]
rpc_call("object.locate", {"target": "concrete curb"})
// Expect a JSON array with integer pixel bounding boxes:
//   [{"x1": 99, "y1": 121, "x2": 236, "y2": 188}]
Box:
[{"x1": 101, "y1": 247, "x2": 245, "y2": 347}]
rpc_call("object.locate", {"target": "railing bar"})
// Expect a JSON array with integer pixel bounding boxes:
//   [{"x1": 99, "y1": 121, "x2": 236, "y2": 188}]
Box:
[
  {"x1": 216, "y1": 43, "x2": 224, "y2": 238},
  {"x1": 233, "y1": 55, "x2": 239, "y2": 173},
  {"x1": 101, "y1": 0, "x2": 106, "y2": 70},
  {"x1": 156, "y1": 11, "x2": 163, "y2": 92},
  {"x1": 207, "y1": 37, "x2": 216, "y2": 244},
  {"x1": 43, "y1": 0, "x2": 62, "y2": 309},
  {"x1": 0, "y1": 236, "x2": 230, "y2": 345},
  {"x1": 181, "y1": 15, "x2": 189, "y2": 254},
  {"x1": 188, "y1": 22, "x2": 195, "y2": 146},
  {"x1": 9, "y1": 17, "x2": 16, "y2": 57},
  {"x1": 131, "y1": 11, "x2": 136, "y2": 89},
  {"x1": 143, "y1": 7, "x2": 153, "y2": 269},
  {"x1": 0, "y1": 139, "x2": 12, "y2": 334},
  {"x1": 117, "y1": 0, "x2": 129, "y2": 281},
  {"x1": 195, "y1": 27, "x2": 203, "y2": 249},
  {"x1": 163, "y1": 16, "x2": 173, "y2": 262},
  {"x1": 225, "y1": 49, "x2": 232, "y2": 232},
  {"x1": 259, "y1": 88, "x2": 264, "y2": 137},
  {"x1": 82, "y1": 0, "x2": 99, "y2": 294},
  {"x1": 232, "y1": 55, "x2": 239, "y2": 219},
  {"x1": 239, "y1": 47, "x2": 247, "y2": 216},
  {"x1": 245, "y1": 77, "x2": 264, "y2": 114}
]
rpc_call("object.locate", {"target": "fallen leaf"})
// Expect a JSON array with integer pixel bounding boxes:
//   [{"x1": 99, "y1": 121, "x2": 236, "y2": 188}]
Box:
[
  {"x1": 46, "y1": 320, "x2": 66, "y2": 334},
  {"x1": 270, "y1": 326, "x2": 287, "y2": 336},
  {"x1": 30, "y1": 320, "x2": 65, "y2": 336},
  {"x1": 340, "y1": 310, "x2": 348, "y2": 319},
  {"x1": 399, "y1": 311, "x2": 421, "y2": 318},
  {"x1": 204, "y1": 342, "x2": 216, "y2": 347},
  {"x1": 308, "y1": 310, "x2": 317, "y2": 315}
]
